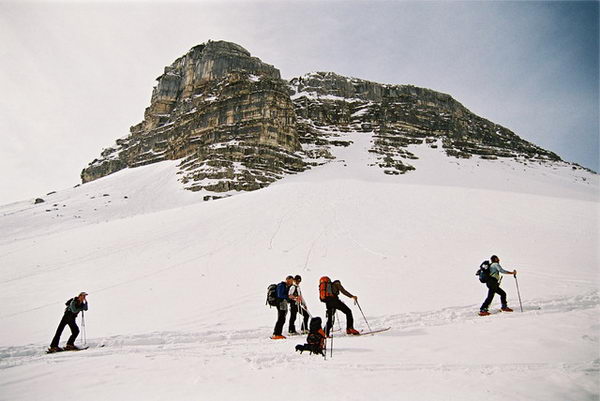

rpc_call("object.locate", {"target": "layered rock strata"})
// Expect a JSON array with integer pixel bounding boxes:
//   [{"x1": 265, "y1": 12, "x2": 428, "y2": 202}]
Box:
[
  {"x1": 82, "y1": 41, "x2": 304, "y2": 198},
  {"x1": 290, "y1": 72, "x2": 561, "y2": 175},
  {"x1": 83, "y1": 42, "x2": 566, "y2": 198}
]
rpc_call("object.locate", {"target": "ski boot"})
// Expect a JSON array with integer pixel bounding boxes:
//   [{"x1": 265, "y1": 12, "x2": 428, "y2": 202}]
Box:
[
  {"x1": 479, "y1": 310, "x2": 491, "y2": 316},
  {"x1": 501, "y1": 306, "x2": 514, "y2": 312},
  {"x1": 346, "y1": 328, "x2": 360, "y2": 335},
  {"x1": 270, "y1": 335, "x2": 286, "y2": 340}
]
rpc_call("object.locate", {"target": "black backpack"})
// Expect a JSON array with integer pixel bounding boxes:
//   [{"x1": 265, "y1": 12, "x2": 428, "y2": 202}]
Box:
[
  {"x1": 476, "y1": 260, "x2": 491, "y2": 283},
  {"x1": 309, "y1": 317, "x2": 322, "y2": 333},
  {"x1": 295, "y1": 316, "x2": 326, "y2": 356},
  {"x1": 266, "y1": 284, "x2": 278, "y2": 307}
]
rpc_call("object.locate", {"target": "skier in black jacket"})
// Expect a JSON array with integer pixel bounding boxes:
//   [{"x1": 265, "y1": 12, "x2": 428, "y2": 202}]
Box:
[
  {"x1": 324, "y1": 280, "x2": 360, "y2": 336},
  {"x1": 49, "y1": 292, "x2": 88, "y2": 352}
]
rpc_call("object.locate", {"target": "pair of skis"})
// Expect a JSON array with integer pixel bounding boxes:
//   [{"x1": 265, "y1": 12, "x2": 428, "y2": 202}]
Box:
[
  {"x1": 355, "y1": 327, "x2": 391, "y2": 335},
  {"x1": 46, "y1": 346, "x2": 89, "y2": 354}
]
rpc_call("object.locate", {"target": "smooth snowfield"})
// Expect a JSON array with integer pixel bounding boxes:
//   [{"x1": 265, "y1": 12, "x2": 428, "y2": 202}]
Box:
[{"x1": 0, "y1": 133, "x2": 598, "y2": 401}]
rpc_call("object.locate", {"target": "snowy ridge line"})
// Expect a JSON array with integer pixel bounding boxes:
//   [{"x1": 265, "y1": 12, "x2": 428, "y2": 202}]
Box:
[{"x1": 0, "y1": 199, "x2": 185, "y2": 247}]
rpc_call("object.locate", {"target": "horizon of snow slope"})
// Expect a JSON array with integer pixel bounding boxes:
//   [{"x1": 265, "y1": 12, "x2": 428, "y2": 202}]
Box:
[{"x1": 0, "y1": 131, "x2": 598, "y2": 401}]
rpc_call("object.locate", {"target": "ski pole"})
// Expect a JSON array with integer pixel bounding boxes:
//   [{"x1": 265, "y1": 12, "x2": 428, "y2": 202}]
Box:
[
  {"x1": 514, "y1": 273, "x2": 523, "y2": 312},
  {"x1": 330, "y1": 312, "x2": 334, "y2": 358},
  {"x1": 355, "y1": 300, "x2": 372, "y2": 333},
  {"x1": 297, "y1": 287, "x2": 312, "y2": 329},
  {"x1": 81, "y1": 311, "x2": 87, "y2": 346},
  {"x1": 299, "y1": 304, "x2": 311, "y2": 332}
]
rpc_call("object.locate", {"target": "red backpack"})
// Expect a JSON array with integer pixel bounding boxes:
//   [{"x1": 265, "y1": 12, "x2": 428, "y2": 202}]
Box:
[{"x1": 319, "y1": 276, "x2": 335, "y2": 302}]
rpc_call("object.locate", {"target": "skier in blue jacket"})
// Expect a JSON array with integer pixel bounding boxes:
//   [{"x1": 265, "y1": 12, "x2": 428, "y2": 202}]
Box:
[{"x1": 271, "y1": 276, "x2": 295, "y2": 339}]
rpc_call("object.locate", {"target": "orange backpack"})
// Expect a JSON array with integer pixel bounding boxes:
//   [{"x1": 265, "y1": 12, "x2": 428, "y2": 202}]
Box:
[{"x1": 319, "y1": 276, "x2": 335, "y2": 302}]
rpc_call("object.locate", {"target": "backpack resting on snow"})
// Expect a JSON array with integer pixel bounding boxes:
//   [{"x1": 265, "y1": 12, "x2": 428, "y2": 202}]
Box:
[
  {"x1": 295, "y1": 317, "x2": 326, "y2": 356},
  {"x1": 309, "y1": 316, "x2": 322, "y2": 332}
]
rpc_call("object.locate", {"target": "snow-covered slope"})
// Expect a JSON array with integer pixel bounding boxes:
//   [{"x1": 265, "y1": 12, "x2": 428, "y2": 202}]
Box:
[{"x1": 0, "y1": 131, "x2": 598, "y2": 400}]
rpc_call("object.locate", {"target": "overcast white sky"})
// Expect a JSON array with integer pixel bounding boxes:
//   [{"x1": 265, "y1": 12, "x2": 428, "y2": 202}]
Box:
[{"x1": 0, "y1": 0, "x2": 598, "y2": 205}]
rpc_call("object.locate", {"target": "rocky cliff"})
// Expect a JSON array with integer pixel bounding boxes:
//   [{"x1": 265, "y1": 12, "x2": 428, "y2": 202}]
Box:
[
  {"x1": 82, "y1": 41, "x2": 304, "y2": 199},
  {"x1": 290, "y1": 72, "x2": 561, "y2": 175},
  {"x1": 82, "y1": 41, "x2": 566, "y2": 198}
]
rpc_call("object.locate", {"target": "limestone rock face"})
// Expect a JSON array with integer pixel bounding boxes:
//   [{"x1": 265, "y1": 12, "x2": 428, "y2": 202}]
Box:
[
  {"x1": 82, "y1": 43, "x2": 567, "y2": 200},
  {"x1": 81, "y1": 40, "x2": 304, "y2": 196},
  {"x1": 290, "y1": 72, "x2": 561, "y2": 175}
]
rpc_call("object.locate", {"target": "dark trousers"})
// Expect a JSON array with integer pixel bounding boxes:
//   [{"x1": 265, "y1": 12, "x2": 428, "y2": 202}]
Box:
[
  {"x1": 273, "y1": 304, "x2": 288, "y2": 336},
  {"x1": 325, "y1": 298, "x2": 354, "y2": 336},
  {"x1": 289, "y1": 302, "x2": 310, "y2": 332},
  {"x1": 50, "y1": 312, "x2": 79, "y2": 347},
  {"x1": 481, "y1": 278, "x2": 507, "y2": 311}
]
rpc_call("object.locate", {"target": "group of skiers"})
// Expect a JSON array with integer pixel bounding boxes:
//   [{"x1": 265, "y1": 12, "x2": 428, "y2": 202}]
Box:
[
  {"x1": 270, "y1": 254, "x2": 519, "y2": 342},
  {"x1": 48, "y1": 255, "x2": 518, "y2": 353},
  {"x1": 270, "y1": 275, "x2": 309, "y2": 339},
  {"x1": 269, "y1": 274, "x2": 360, "y2": 340}
]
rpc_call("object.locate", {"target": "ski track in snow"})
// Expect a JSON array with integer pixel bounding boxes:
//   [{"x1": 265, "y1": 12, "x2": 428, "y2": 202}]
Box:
[
  {"x1": 2, "y1": 291, "x2": 597, "y2": 372},
  {"x1": 377, "y1": 289, "x2": 599, "y2": 330}
]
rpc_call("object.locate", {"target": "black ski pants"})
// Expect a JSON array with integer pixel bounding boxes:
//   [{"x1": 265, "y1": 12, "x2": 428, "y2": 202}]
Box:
[
  {"x1": 289, "y1": 301, "x2": 309, "y2": 332},
  {"x1": 325, "y1": 298, "x2": 354, "y2": 336},
  {"x1": 273, "y1": 302, "x2": 288, "y2": 336},
  {"x1": 481, "y1": 278, "x2": 507, "y2": 311},
  {"x1": 50, "y1": 312, "x2": 79, "y2": 347}
]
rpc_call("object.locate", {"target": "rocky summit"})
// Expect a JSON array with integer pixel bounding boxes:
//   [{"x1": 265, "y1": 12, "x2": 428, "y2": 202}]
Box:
[
  {"x1": 81, "y1": 41, "x2": 303, "y2": 199},
  {"x1": 82, "y1": 40, "x2": 566, "y2": 199}
]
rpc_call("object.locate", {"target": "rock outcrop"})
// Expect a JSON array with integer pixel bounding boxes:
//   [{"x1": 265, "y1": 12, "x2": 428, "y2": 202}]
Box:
[
  {"x1": 82, "y1": 41, "x2": 565, "y2": 198},
  {"x1": 290, "y1": 72, "x2": 561, "y2": 175},
  {"x1": 82, "y1": 41, "x2": 304, "y2": 198}
]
